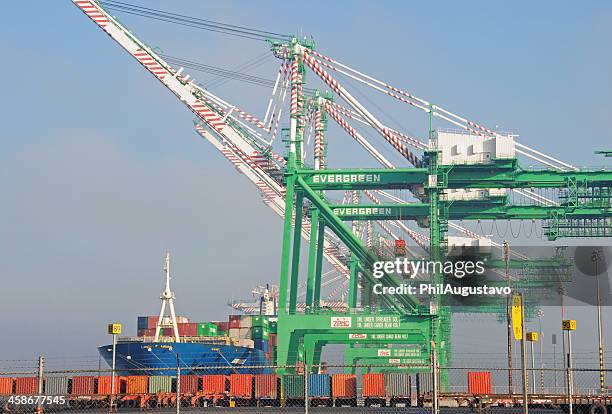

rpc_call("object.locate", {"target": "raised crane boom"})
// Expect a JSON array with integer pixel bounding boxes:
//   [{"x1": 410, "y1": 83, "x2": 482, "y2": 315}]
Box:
[{"x1": 71, "y1": 0, "x2": 350, "y2": 280}]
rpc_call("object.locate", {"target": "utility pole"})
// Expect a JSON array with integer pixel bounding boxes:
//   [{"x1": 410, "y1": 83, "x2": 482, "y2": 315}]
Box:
[
  {"x1": 592, "y1": 249, "x2": 605, "y2": 393},
  {"x1": 36, "y1": 356, "x2": 44, "y2": 414},
  {"x1": 504, "y1": 241, "x2": 513, "y2": 396},
  {"x1": 527, "y1": 332, "x2": 538, "y2": 394},
  {"x1": 518, "y1": 294, "x2": 529, "y2": 414}
]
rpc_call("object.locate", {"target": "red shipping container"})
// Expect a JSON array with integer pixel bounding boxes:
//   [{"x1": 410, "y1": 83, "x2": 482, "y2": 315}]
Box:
[
  {"x1": 229, "y1": 315, "x2": 241, "y2": 322},
  {"x1": 332, "y1": 374, "x2": 356, "y2": 398},
  {"x1": 147, "y1": 316, "x2": 159, "y2": 329},
  {"x1": 126, "y1": 376, "x2": 148, "y2": 394},
  {"x1": 177, "y1": 323, "x2": 198, "y2": 336},
  {"x1": 180, "y1": 375, "x2": 199, "y2": 395},
  {"x1": 15, "y1": 377, "x2": 38, "y2": 394},
  {"x1": 97, "y1": 376, "x2": 124, "y2": 395},
  {"x1": 254, "y1": 374, "x2": 278, "y2": 399},
  {"x1": 211, "y1": 321, "x2": 230, "y2": 332},
  {"x1": 72, "y1": 376, "x2": 95, "y2": 395},
  {"x1": 468, "y1": 372, "x2": 492, "y2": 395},
  {"x1": 362, "y1": 373, "x2": 385, "y2": 397},
  {"x1": 228, "y1": 319, "x2": 240, "y2": 329},
  {"x1": 229, "y1": 374, "x2": 253, "y2": 399},
  {"x1": 268, "y1": 333, "x2": 278, "y2": 347},
  {"x1": 0, "y1": 378, "x2": 14, "y2": 395},
  {"x1": 202, "y1": 375, "x2": 227, "y2": 395}
]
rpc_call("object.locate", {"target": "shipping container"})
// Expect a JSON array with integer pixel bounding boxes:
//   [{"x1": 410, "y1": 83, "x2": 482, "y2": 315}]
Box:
[
  {"x1": 268, "y1": 333, "x2": 278, "y2": 347},
  {"x1": 307, "y1": 374, "x2": 331, "y2": 398},
  {"x1": 197, "y1": 322, "x2": 218, "y2": 337},
  {"x1": 254, "y1": 374, "x2": 278, "y2": 400},
  {"x1": 15, "y1": 377, "x2": 38, "y2": 395},
  {"x1": 239, "y1": 315, "x2": 252, "y2": 328},
  {"x1": 96, "y1": 376, "x2": 125, "y2": 395},
  {"x1": 363, "y1": 373, "x2": 385, "y2": 397},
  {"x1": 282, "y1": 375, "x2": 304, "y2": 401},
  {"x1": 385, "y1": 373, "x2": 411, "y2": 397},
  {"x1": 236, "y1": 328, "x2": 252, "y2": 339},
  {"x1": 232, "y1": 338, "x2": 254, "y2": 348},
  {"x1": 180, "y1": 375, "x2": 199, "y2": 395},
  {"x1": 228, "y1": 328, "x2": 240, "y2": 338},
  {"x1": 126, "y1": 376, "x2": 148, "y2": 394},
  {"x1": 202, "y1": 375, "x2": 228, "y2": 395},
  {"x1": 45, "y1": 377, "x2": 69, "y2": 395},
  {"x1": 229, "y1": 374, "x2": 253, "y2": 399},
  {"x1": 416, "y1": 372, "x2": 432, "y2": 396},
  {"x1": 268, "y1": 321, "x2": 277, "y2": 334},
  {"x1": 385, "y1": 373, "x2": 412, "y2": 406},
  {"x1": 331, "y1": 374, "x2": 356, "y2": 406},
  {"x1": 137, "y1": 316, "x2": 148, "y2": 330},
  {"x1": 251, "y1": 326, "x2": 269, "y2": 340},
  {"x1": 254, "y1": 339, "x2": 269, "y2": 352},
  {"x1": 331, "y1": 374, "x2": 356, "y2": 398},
  {"x1": 71, "y1": 376, "x2": 96, "y2": 395},
  {"x1": 229, "y1": 315, "x2": 241, "y2": 322},
  {"x1": 229, "y1": 319, "x2": 241, "y2": 329},
  {"x1": 149, "y1": 376, "x2": 173, "y2": 393},
  {"x1": 177, "y1": 322, "x2": 198, "y2": 336},
  {"x1": 0, "y1": 378, "x2": 13, "y2": 395},
  {"x1": 146, "y1": 316, "x2": 159, "y2": 330},
  {"x1": 211, "y1": 321, "x2": 230, "y2": 332},
  {"x1": 468, "y1": 372, "x2": 492, "y2": 395},
  {"x1": 250, "y1": 315, "x2": 269, "y2": 328}
]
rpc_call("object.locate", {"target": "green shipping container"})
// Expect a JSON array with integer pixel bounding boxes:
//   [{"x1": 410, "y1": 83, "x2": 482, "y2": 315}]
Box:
[
  {"x1": 251, "y1": 326, "x2": 269, "y2": 340},
  {"x1": 250, "y1": 316, "x2": 269, "y2": 328},
  {"x1": 268, "y1": 321, "x2": 277, "y2": 333},
  {"x1": 282, "y1": 375, "x2": 304, "y2": 399},
  {"x1": 149, "y1": 376, "x2": 173, "y2": 393},
  {"x1": 197, "y1": 322, "x2": 218, "y2": 336}
]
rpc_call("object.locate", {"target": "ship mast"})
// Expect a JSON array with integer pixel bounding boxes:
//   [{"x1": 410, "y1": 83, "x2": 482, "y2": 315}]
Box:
[{"x1": 154, "y1": 251, "x2": 181, "y2": 342}]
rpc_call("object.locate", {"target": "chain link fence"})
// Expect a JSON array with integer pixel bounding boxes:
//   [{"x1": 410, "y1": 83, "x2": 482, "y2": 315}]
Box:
[{"x1": 1, "y1": 358, "x2": 611, "y2": 413}]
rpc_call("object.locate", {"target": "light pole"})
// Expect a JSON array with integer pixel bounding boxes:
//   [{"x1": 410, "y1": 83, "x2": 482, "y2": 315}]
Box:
[
  {"x1": 527, "y1": 332, "x2": 538, "y2": 394},
  {"x1": 108, "y1": 323, "x2": 122, "y2": 412},
  {"x1": 592, "y1": 249, "x2": 605, "y2": 393},
  {"x1": 552, "y1": 334, "x2": 558, "y2": 392},
  {"x1": 562, "y1": 319, "x2": 576, "y2": 414}
]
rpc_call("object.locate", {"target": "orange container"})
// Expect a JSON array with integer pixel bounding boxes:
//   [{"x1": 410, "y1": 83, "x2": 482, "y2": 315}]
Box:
[
  {"x1": 201, "y1": 375, "x2": 227, "y2": 395},
  {"x1": 0, "y1": 378, "x2": 14, "y2": 395},
  {"x1": 126, "y1": 376, "x2": 149, "y2": 394},
  {"x1": 180, "y1": 375, "x2": 199, "y2": 395},
  {"x1": 362, "y1": 373, "x2": 385, "y2": 397},
  {"x1": 468, "y1": 372, "x2": 492, "y2": 395},
  {"x1": 229, "y1": 374, "x2": 253, "y2": 399},
  {"x1": 96, "y1": 376, "x2": 124, "y2": 394},
  {"x1": 332, "y1": 374, "x2": 356, "y2": 398},
  {"x1": 254, "y1": 374, "x2": 278, "y2": 399},
  {"x1": 15, "y1": 377, "x2": 38, "y2": 394},
  {"x1": 72, "y1": 376, "x2": 95, "y2": 395}
]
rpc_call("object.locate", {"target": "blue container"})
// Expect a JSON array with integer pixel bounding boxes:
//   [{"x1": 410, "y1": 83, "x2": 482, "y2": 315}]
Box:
[
  {"x1": 137, "y1": 316, "x2": 148, "y2": 330},
  {"x1": 307, "y1": 374, "x2": 331, "y2": 398},
  {"x1": 254, "y1": 339, "x2": 269, "y2": 353}
]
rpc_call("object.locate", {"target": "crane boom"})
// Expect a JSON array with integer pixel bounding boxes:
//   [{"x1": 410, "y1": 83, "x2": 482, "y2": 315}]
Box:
[{"x1": 72, "y1": 0, "x2": 350, "y2": 279}]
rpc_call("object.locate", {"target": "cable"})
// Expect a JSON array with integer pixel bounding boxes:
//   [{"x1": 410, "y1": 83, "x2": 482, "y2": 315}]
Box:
[{"x1": 99, "y1": 0, "x2": 291, "y2": 42}]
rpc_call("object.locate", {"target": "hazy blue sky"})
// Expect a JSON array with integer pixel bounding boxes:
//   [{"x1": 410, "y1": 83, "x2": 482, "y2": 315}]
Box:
[{"x1": 1, "y1": 1, "x2": 611, "y2": 367}]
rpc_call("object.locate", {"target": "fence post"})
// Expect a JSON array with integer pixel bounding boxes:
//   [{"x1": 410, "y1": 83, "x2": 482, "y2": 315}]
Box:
[
  {"x1": 567, "y1": 332, "x2": 573, "y2": 414},
  {"x1": 176, "y1": 353, "x2": 180, "y2": 414},
  {"x1": 36, "y1": 356, "x2": 44, "y2": 414}
]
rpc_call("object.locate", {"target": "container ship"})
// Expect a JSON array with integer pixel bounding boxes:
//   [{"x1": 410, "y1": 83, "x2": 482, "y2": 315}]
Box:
[{"x1": 98, "y1": 253, "x2": 277, "y2": 376}]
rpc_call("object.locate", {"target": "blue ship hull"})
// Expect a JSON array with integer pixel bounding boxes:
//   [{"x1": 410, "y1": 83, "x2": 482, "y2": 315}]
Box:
[{"x1": 98, "y1": 341, "x2": 270, "y2": 376}]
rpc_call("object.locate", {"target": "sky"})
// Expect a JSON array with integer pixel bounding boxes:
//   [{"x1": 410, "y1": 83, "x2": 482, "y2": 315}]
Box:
[{"x1": 1, "y1": 1, "x2": 611, "y2": 369}]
